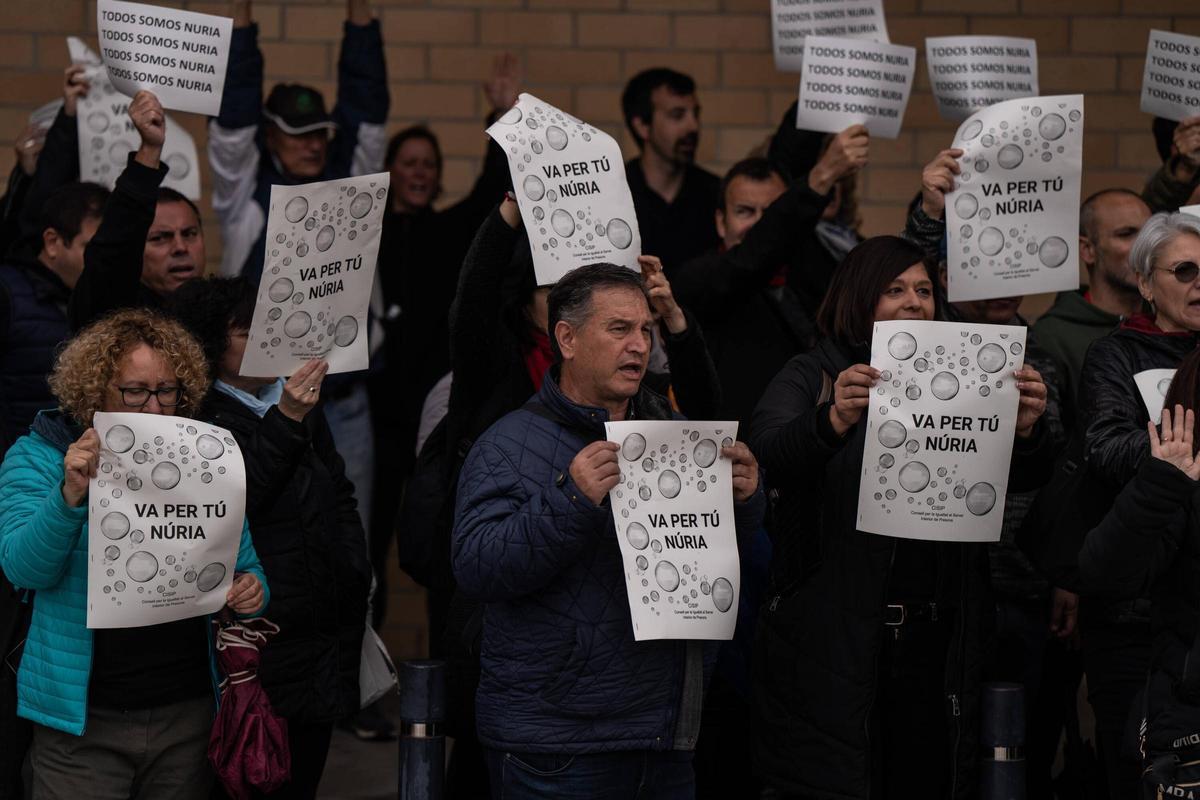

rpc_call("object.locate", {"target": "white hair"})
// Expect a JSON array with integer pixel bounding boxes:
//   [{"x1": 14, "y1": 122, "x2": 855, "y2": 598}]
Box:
[{"x1": 1129, "y1": 211, "x2": 1200, "y2": 279}]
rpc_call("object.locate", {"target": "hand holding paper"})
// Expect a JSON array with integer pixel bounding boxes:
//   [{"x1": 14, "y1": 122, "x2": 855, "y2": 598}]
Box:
[
  {"x1": 63, "y1": 428, "x2": 101, "y2": 507},
  {"x1": 920, "y1": 148, "x2": 964, "y2": 220},
  {"x1": 723, "y1": 441, "x2": 760, "y2": 502},
  {"x1": 279, "y1": 359, "x2": 329, "y2": 422},
  {"x1": 810, "y1": 124, "x2": 870, "y2": 194},
  {"x1": 226, "y1": 572, "x2": 264, "y2": 615},
  {"x1": 830, "y1": 364, "x2": 880, "y2": 435},
  {"x1": 569, "y1": 441, "x2": 621, "y2": 506},
  {"x1": 63, "y1": 64, "x2": 91, "y2": 117},
  {"x1": 1014, "y1": 366, "x2": 1047, "y2": 437}
]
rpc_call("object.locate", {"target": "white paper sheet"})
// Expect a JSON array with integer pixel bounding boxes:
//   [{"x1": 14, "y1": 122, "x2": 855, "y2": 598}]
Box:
[
  {"x1": 771, "y1": 0, "x2": 888, "y2": 72},
  {"x1": 241, "y1": 173, "x2": 390, "y2": 377},
  {"x1": 68, "y1": 37, "x2": 201, "y2": 200},
  {"x1": 488, "y1": 93, "x2": 641, "y2": 285},
  {"x1": 926, "y1": 36, "x2": 1039, "y2": 121},
  {"x1": 96, "y1": 0, "x2": 232, "y2": 117},
  {"x1": 1140, "y1": 30, "x2": 1200, "y2": 123},
  {"x1": 606, "y1": 421, "x2": 740, "y2": 641},
  {"x1": 857, "y1": 321, "x2": 1026, "y2": 543},
  {"x1": 88, "y1": 413, "x2": 247, "y2": 628},
  {"x1": 795, "y1": 36, "x2": 916, "y2": 139},
  {"x1": 1134, "y1": 369, "x2": 1177, "y2": 420},
  {"x1": 946, "y1": 95, "x2": 1084, "y2": 302}
]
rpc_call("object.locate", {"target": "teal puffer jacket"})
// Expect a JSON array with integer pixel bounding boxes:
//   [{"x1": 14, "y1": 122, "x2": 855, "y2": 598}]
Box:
[{"x1": 0, "y1": 411, "x2": 269, "y2": 735}]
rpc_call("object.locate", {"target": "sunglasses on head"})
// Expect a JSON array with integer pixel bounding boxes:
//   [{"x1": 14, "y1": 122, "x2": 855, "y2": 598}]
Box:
[{"x1": 1156, "y1": 261, "x2": 1200, "y2": 284}]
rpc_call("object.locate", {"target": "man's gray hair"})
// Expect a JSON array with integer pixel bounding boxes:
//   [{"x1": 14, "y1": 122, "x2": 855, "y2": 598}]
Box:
[
  {"x1": 547, "y1": 263, "x2": 648, "y2": 361},
  {"x1": 1128, "y1": 211, "x2": 1200, "y2": 280}
]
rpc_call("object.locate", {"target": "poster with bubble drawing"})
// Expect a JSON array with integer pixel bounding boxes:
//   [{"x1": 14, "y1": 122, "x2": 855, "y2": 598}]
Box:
[
  {"x1": 796, "y1": 36, "x2": 916, "y2": 140},
  {"x1": 606, "y1": 421, "x2": 740, "y2": 641},
  {"x1": 1140, "y1": 30, "x2": 1200, "y2": 123},
  {"x1": 88, "y1": 413, "x2": 247, "y2": 628},
  {"x1": 1135, "y1": 369, "x2": 1177, "y2": 420},
  {"x1": 857, "y1": 321, "x2": 1026, "y2": 543},
  {"x1": 488, "y1": 93, "x2": 641, "y2": 286},
  {"x1": 771, "y1": 0, "x2": 888, "y2": 73},
  {"x1": 926, "y1": 37, "x2": 1038, "y2": 122},
  {"x1": 97, "y1": 0, "x2": 232, "y2": 117},
  {"x1": 240, "y1": 172, "x2": 389, "y2": 377},
  {"x1": 68, "y1": 37, "x2": 201, "y2": 200},
  {"x1": 945, "y1": 95, "x2": 1083, "y2": 303}
]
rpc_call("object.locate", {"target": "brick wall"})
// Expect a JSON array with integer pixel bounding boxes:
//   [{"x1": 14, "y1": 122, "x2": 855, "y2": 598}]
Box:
[{"x1": 3, "y1": 0, "x2": 1198, "y2": 656}]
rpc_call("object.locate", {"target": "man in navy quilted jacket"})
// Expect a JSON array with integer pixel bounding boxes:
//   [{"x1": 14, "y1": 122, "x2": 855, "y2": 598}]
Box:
[{"x1": 452, "y1": 262, "x2": 765, "y2": 798}]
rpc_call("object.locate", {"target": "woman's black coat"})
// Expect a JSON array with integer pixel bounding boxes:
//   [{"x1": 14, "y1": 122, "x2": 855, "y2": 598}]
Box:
[{"x1": 206, "y1": 391, "x2": 371, "y2": 723}]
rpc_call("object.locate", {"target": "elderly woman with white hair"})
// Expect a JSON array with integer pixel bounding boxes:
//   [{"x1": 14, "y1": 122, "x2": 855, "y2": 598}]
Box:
[{"x1": 1072, "y1": 210, "x2": 1200, "y2": 798}]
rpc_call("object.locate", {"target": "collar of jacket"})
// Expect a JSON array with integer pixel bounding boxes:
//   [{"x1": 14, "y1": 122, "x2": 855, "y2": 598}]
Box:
[
  {"x1": 31, "y1": 409, "x2": 82, "y2": 453},
  {"x1": 537, "y1": 364, "x2": 674, "y2": 434},
  {"x1": 1121, "y1": 312, "x2": 1199, "y2": 337}
]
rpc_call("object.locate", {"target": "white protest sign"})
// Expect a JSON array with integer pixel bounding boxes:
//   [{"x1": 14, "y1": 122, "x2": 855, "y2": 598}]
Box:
[
  {"x1": 1140, "y1": 30, "x2": 1200, "y2": 123},
  {"x1": 241, "y1": 173, "x2": 389, "y2": 377},
  {"x1": 606, "y1": 421, "x2": 740, "y2": 641},
  {"x1": 858, "y1": 321, "x2": 1027, "y2": 543},
  {"x1": 488, "y1": 93, "x2": 641, "y2": 286},
  {"x1": 1183, "y1": 205, "x2": 1200, "y2": 216},
  {"x1": 96, "y1": 0, "x2": 231, "y2": 117},
  {"x1": 796, "y1": 36, "x2": 916, "y2": 139},
  {"x1": 926, "y1": 37, "x2": 1039, "y2": 122},
  {"x1": 946, "y1": 95, "x2": 1083, "y2": 303},
  {"x1": 771, "y1": 0, "x2": 888, "y2": 73},
  {"x1": 68, "y1": 37, "x2": 201, "y2": 200},
  {"x1": 88, "y1": 413, "x2": 246, "y2": 629},
  {"x1": 1135, "y1": 369, "x2": 1177, "y2": 420}
]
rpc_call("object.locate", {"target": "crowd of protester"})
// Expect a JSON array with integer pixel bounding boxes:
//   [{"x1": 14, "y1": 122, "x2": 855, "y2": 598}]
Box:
[{"x1": 2, "y1": 0, "x2": 1200, "y2": 798}]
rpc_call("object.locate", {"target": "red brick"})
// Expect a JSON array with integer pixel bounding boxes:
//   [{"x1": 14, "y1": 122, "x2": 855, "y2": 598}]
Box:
[
  {"x1": 629, "y1": 0, "x2": 719, "y2": 9},
  {"x1": 722, "y1": 53, "x2": 802, "y2": 89},
  {"x1": 382, "y1": 9, "x2": 477, "y2": 45},
  {"x1": 673, "y1": 15, "x2": 768, "y2": 51},
  {"x1": 869, "y1": 132, "x2": 918, "y2": 166},
  {"x1": 1118, "y1": 56, "x2": 1147, "y2": 93},
  {"x1": 0, "y1": 69, "x2": 72, "y2": 106},
  {"x1": 1118, "y1": 132, "x2": 1165, "y2": 169},
  {"x1": 1, "y1": 34, "x2": 37, "y2": 68},
  {"x1": 1020, "y1": 0, "x2": 1118, "y2": 14},
  {"x1": 427, "y1": 120, "x2": 493, "y2": 157},
  {"x1": 716, "y1": 126, "x2": 773, "y2": 161},
  {"x1": 1081, "y1": 169, "x2": 1145, "y2": 199},
  {"x1": 1083, "y1": 131, "x2": 1119, "y2": 170},
  {"x1": 574, "y1": 86, "x2": 624, "y2": 123},
  {"x1": 699, "y1": 88, "x2": 768, "y2": 125},
  {"x1": 1038, "y1": 56, "x2": 1119, "y2": 92},
  {"x1": 6, "y1": 0, "x2": 85, "y2": 32},
  {"x1": 429, "y1": 47, "x2": 508, "y2": 82},
  {"x1": 284, "y1": 6, "x2": 346, "y2": 41},
  {"x1": 526, "y1": 49, "x2": 621, "y2": 85},
  {"x1": 390, "y1": 82, "x2": 478, "y2": 120},
  {"x1": 865, "y1": 167, "x2": 925, "y2": 203},
  {"x1": 386, "y1": 46, "x2": 427, "y2": 81},
  {"x1": 625, "y1": 51, "x2": 719, "y2": 87},
  {"x1": 887, "y1": 16, "x2": 967, "y2": 48},
  {"x1": 1072, "y1": 18, "x2": 1171, "y2": 55},
  {"x1": 260, "y1": 42, "x2": 332, "y2": 80},
  {"x1": 186, "y1": 4, "x2": 282, "y2": 39},
  {"x1": 529, "y1": 0, "x2": 621, "y2": 8},
  {"x1": 481, "y1": 12, "x2": 573, "y2": 46},
  {"x1": 1086, "y1": 94, "x2": 1157, "y2": 131},
  {"x1": 577, "y1": 14, "x2": 670, "y2": 49},
  {"x1": 922, "y1": 0, "x2": 1017, "y2": 13}
]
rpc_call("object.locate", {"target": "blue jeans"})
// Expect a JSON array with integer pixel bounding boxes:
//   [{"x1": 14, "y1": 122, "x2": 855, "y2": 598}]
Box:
[{"x1": 484, "y1": 749, "x2": 695, "y2": 800}]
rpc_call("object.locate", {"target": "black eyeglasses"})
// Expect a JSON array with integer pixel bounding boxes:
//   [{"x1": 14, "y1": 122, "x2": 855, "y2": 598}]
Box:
[
  {"x1": 114, "y1": 386, "x2": 182, "y2": 408},
  {"x1": 1155, "y1": 260, "x2": 1200, "y2": 284}
]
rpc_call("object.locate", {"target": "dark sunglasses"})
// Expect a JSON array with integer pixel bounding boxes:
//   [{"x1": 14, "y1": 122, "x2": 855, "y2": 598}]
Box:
[{"x1": 1156, "y1": 261, "x2": 1200, "y2": 284}]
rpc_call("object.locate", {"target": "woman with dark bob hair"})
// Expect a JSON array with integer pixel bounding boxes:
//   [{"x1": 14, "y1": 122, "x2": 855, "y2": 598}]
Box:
[
  {"x1": 0, "y1": 308, "x2": 267, "y2": 799},
  {"x1": 166, "y1": 277, "x2": 371, "y2": 798},
  {"x1": 749, "y1": 237, "x2": 1052, "y2": 799}
]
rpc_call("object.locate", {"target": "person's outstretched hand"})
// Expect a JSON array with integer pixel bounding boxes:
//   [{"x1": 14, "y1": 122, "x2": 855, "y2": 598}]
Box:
[
  {"x1": 484, "y1": 53, "x2": 521, "y2": 113},
  {"x1": 809, "y1": 124, "x2": 869, "y2": 195},
  {"x1": 920, "y1": 148, "x2": 964, "y2": 220},
  {"x1": 641, "y1": 255, "x2": 686, "y2": 335},
  {"x1": 279, "y1": 359, "x2": 330, "y2": 423},
  {"x1": 63, "y1": 64, "x2": 91, "y2": 117},
  {"x1": 130, "y1": 91, "x2": 165, "y2": 169},
  {"x1": 1149, "y1": 404, "x2": 1200, "y2": 480}
]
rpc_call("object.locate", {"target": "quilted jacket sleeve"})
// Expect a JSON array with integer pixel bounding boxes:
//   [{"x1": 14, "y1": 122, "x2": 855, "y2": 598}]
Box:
[
  {"x1": 1079, "y1": 457, "x2": 1190, "y2": 599},
  {"x1": 452, "y1": 432, "x2": 610, "y2": 602},
  {"x1": 0, "y1": 435, "x2": 86, "y2": 590}
]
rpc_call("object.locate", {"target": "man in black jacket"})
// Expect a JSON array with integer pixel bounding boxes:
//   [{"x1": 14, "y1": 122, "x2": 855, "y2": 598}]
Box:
[{"x1": 621, "y1": 68, "x2": 720, "y2": 274}]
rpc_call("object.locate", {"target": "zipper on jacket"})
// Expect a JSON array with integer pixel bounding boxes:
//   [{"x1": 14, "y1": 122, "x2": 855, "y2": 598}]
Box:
[
  {"x1": 864, "y1": 543, "x2": 898, "y2": 800},
  {"x1": 768, "y1": 595, "x2": 779, "y2": 612}
]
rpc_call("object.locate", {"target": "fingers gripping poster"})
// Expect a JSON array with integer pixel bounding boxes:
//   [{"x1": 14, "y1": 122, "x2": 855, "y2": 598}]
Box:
[
  {"x1": 68, "y1": 37, "x2": 201, "y2": 201},
  {"x1": 88, "y1": 413, "x2": 246, "y2": 628},
  {"x1": 946, "y1": 95, "x2": 1084, "y2": 303},
  {"x1": 1135, "y1": 369, "x2": 1177, "y2": 420},
  {"x1": 96, "y1": 0, "x2": 232, "y2": 117},
  {"x1": 605, "y1": 421, "x2": 740, "y2": 641},
  {"x1": 487, "y1": 93, "x2": 641, "y2": 286},
  {"x1": 241, "y1": 173, "x2": 389, "y2": 377},
  {"x1": 857, "y1": 321, "x2": 1026, "y2": 543}
]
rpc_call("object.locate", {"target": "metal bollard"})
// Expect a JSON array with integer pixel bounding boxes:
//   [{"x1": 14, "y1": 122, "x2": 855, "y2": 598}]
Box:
[
  {"x1": 398, "y1": 659, "x2": 446, "y2": 800},
  {"x1": 979, "y1": 682, "x2": 1026, "y2": 800}
]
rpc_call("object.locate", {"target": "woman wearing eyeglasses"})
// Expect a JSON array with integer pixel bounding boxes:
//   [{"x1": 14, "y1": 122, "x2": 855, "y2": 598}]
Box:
[
  {"x1": 0, "y1": 308, "x2": 267, "y2": 799},
  {"x1": 1073, "y1": 211, "x2": 1200, "y2": 798}
]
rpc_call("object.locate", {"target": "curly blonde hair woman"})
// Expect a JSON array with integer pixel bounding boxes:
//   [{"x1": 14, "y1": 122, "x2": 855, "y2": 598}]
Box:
[
  {"x1": 0, "y1": 308, "x2": 268, "y2": 800},
  {"x1": 48, "y1": 308, "x2": 210, "y2": 426}
]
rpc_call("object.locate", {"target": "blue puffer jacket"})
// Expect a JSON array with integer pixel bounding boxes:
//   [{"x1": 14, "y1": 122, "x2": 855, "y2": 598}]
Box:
[
  {"x1": 453, "y1": 373, "x2": 765, "y2": 753},
  {"x1": 0, "y1": 411, "x2": 269, "y2": 735}
]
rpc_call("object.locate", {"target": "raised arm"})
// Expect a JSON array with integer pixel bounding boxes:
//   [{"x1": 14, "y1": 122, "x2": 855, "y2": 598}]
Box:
[
  {"x1": 69, "y1": 92, "x2": 166, "y2": 331},
  {"x1": 329, "y1": 1, "x2": 390, "y2": 177}
]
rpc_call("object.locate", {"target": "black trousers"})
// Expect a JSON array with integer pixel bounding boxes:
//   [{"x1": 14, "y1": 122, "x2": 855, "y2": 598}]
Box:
[{"x1": 1080, "y1": 609, "x2": 1152, "y2": 800}]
